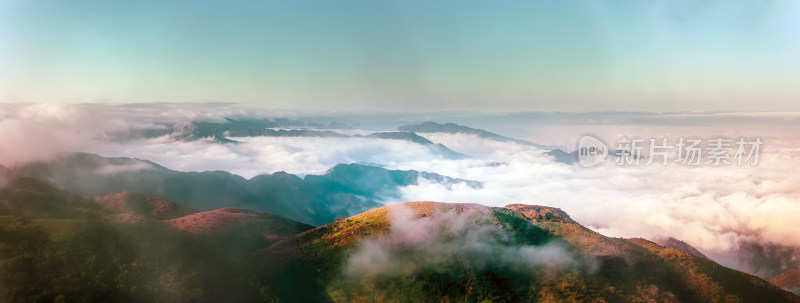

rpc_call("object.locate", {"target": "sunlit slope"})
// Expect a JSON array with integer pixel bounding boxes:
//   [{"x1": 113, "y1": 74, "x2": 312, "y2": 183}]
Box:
[{"x1": 282, "y1": 201, "x2": 799, "y2": 303}]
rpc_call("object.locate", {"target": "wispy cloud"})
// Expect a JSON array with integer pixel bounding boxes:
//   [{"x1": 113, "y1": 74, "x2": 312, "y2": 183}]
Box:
[{"x1": 1, "y1": 103, "x2": 799, "y2": 277}]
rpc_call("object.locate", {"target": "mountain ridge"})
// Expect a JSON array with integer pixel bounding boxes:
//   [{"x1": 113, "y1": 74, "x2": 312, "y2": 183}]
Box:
[
  {"x1": 274, "y1": 201, "x2": 799, "y2": 302},
  {"x1": 0, "y1": 177, "x2": 796, "y2": 302},
  {"x1": 12, "y1": 153, "x2": 481, "y2": 226},
  {"x1": 771, "y1": 269, "x2": 800, "y2": 294}
]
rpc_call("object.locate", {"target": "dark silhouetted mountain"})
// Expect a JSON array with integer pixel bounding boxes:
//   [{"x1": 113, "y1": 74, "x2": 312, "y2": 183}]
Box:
[
  {"x1": 171, "y1": 118, "x2": 336, "y2": 143},
  {"x1": 14, "y1": 153, "x2": 481, "y2": 226},
  {"x1": 655, "y1": 237, "x2": 709, "y2": 259}
]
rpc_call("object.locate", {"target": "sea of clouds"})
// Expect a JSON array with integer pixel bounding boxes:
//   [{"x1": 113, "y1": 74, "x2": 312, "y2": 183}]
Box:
[{"x1": 1, "y1": 103, "x2": 799, "y2": 277}]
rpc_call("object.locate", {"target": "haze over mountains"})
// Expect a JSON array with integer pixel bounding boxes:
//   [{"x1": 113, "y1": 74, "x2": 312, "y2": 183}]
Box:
[
  {"x1": 132, "y1": 118, "x2": 470, "y2": 159},
  {"x1": 13, "y1": 152, "x2": 480, "y2": 226},
  {"x1": 0, "y1": 171, "x2": 797, "y2": 302},
  {"x1": 2, "y1": 103, "x2": 800, "y2": 296}
]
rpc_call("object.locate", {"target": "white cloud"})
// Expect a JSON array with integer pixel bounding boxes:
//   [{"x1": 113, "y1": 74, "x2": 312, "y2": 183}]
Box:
[
  {"x1": 344, "y1": 204, "x2": 579, "y2": 278},
  {"x1": 388, "y1": 132, "x2": 800, "y2": 275},
  {"x1": 2, "y1": 103, "x2": 799, "y2": 276}
]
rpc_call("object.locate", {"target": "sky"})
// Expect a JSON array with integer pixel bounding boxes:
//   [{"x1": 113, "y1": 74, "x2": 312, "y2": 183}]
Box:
[{"x1": 1, "y1": 0, "x2": 799, "y2": 111}]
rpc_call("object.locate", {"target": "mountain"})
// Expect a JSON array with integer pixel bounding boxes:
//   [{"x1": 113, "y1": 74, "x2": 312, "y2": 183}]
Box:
[
  {"x1": 398, "y1": 121, "x2": 588, "y2": 165},
  {"x1": 262, "y1": 128, "x2": 348, "y2": 138},
  {"x1": 166, "y1": 119, "x2": 469, "y2": 159},
  {"x1": 0, "y1": 164, "x2": 13, "y2": 178},
  {"x1": 364, "y1": 131, "x2": 434, "y2": 144},
  {"x1": 363, "y1": 131, "x2": 468, "y2": 159},
  {"x1": 13, "y1": 153, "x2": 481, "y2": 226},
  {"x1": 0, "y1": 176, "x2": 100, "y2": 219},
  {"x1": 655, "y1": 237, "x2": 709, "y2": 259},
  {"x1": 250, "y1": 130, "x2": 468, "y2": 159},
  {"x1": 0, "y1": 164, "x2": 15, "y2": 187},
  {"x1": 276, "y1": 202, "x2": 799, "y2": 302},
  {"x1": 544, "y1": 148, "x2": 579, "y2": 165},
  {"x1": 0, "y1": 186, "x2": 312, "y2": 302},
  {"x1": 771, "y1": 269, "x2": 800, "y2": 294},
  {"x1": 1, "y1": 180, "x2": 797, "y2": 303},
  {"x1": 94, "y1": 191, "x2": 196, "y2": 222},
  {"x1": 167, "y1": 207, "x2": 313, "y2": 248},
  {"x1": 398, "y1": 121, "x2": 545, "y2": 148}
]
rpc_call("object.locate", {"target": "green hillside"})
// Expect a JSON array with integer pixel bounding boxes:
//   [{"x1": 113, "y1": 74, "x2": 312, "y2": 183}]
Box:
[{"x1": 0, "y1": 176, "x2": 796, "y2": 302}]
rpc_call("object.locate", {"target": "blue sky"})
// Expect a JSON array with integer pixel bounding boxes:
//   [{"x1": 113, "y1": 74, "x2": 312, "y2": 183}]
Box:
[{"x1": 1, "y1": 0, "x2": 799, "y2": 111}]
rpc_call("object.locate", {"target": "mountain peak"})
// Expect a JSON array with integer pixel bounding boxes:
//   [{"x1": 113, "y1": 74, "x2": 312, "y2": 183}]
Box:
[
  {"x1": 654, "y1": 237, "x2": 709, "y2": 259},
  {"x1": 504, "y1": 203, "x2": 575, "y2": 223}
]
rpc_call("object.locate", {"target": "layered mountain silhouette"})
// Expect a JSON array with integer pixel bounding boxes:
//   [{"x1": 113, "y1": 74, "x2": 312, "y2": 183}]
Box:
[
  {"x1": 156, "y1": 118, "x2": 467, "y2": 159},
  {"x1": 2, "y1": 178, "x2": 794, "y2": 302},
  {"x1": 3, "y1": 150, "x2": 797, "y2": 302},
  {"x1": 0, "y1": 177, "x2": 800, "y2": 302},
  {"x1": 398, "y1": 121, "x2": 579, "y2": 164},
  {"x1": 13, "y1": 153, "x2": 480, "y2": 226}
]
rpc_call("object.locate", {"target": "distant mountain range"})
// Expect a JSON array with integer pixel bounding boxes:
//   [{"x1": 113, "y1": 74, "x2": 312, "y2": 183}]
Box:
[
  {"x1": 399, "y1": 121, "x2": 579, "y2": 164},
  {"x1": 153, "y1": 118, "x2": 469, "y2": 159},
  {"x1": 399, "y1": 121, "x2": 545, "y2": 147},
  {"x1": 0, "y1": 178, "x2": 795, "y2": 302},
  {"x1": 116, "y1": 118, "x2": 587, "y2": 164},
  {"x1": 13, "y1": 153, "x2": 480, "y2": 226}
]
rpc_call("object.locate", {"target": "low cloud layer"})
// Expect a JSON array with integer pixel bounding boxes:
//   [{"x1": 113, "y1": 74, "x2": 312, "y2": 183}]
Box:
[
  {"x1": 1, "y1": 103, "x2": 799, "y2": 277},
  {"x1": 392, "y1": 132, "x2": 800, "y2": 277},
  {"x1": 345, "y1": 205, "x2": 579, "y2": 278}
]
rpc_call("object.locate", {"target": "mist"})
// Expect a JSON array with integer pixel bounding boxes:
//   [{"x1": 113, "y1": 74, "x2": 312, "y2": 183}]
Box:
[
  {"x1": 1, "y1": 102, "x2": 799, "y2": 278},
  {"x1": 344, "y1": 204, "x2": 579, "y2": 278}
]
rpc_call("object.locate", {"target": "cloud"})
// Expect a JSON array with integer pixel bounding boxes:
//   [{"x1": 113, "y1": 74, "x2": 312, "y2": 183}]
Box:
[
  {"x1": 94, "y1": 161, "x2": 155, "y2": 175},
  {"x1": 344, "y1": 204, "x2": 579, "y2": 278},
  {"x1": 389, "y1": 131, "x2": 800, "y2": 276},
  {"x1": 2, "y1": 103, "x2": 800, "y2": 277}
]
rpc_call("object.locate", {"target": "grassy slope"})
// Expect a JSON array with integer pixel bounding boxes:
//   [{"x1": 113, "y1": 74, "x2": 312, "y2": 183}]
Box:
[
  {"x1": 1, "y1": 174, "x2": 797, "y2": 303},
  {"x1": 0, "y1": 177, "x2": 317, "y2": 303},
  {"x1": 285, "y1": 202, "x2": 800, "y2": 303}
]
